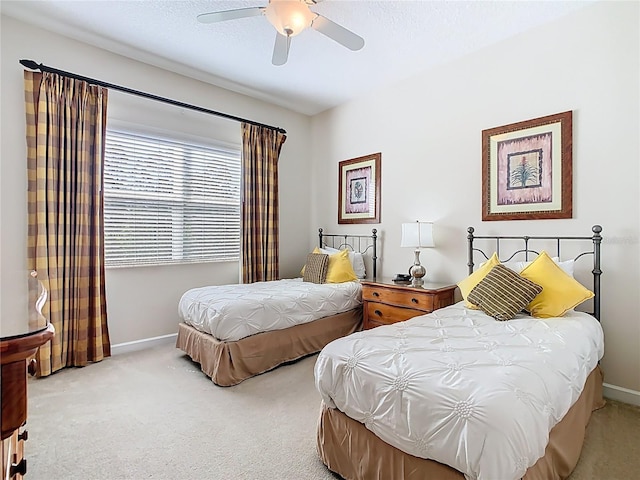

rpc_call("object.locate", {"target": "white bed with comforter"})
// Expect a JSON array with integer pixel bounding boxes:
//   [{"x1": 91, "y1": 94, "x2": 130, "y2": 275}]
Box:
[
  {"x1": 179, "y1": 278, "x2": 362, "y2": 341},
  {"x1": 314, "y1": 225, "x2": 605, "y2": 480},
  {"x1": 315, "y1": 302, "x2": 604, "y2": 480},
  {"x1": 176, "y1": 228, "x2": 377, "y2": 386}
]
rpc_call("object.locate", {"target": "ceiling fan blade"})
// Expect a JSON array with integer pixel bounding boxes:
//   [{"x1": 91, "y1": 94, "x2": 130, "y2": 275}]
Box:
[
  {"x1": 197, "y1": 7, "x2": 265, "y2": 24},
  {"x1": 311, "y1": 14, "x2": 364, "y2": 51},
  {"x1": 272, "y1": 32, "x2": 290, "y2": 66}
]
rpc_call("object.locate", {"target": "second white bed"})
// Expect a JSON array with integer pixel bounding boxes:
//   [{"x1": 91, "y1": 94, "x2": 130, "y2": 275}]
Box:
[
  {"x1": 179, "y1": 278, "x2": 362, "y2": 341},
  {"x1": 315, "y1": 302, "x2": 604, "y2": 480}
]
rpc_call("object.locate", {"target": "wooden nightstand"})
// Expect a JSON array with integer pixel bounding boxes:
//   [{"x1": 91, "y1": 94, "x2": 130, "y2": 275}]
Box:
[{"x1": 361, "y1": 280, "x2": 457, "y2": 329}]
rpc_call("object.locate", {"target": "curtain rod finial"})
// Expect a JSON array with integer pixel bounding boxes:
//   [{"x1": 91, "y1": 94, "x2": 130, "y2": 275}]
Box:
[{"x1": 20, "y1": 59, "x2": 41, "y2": 70}]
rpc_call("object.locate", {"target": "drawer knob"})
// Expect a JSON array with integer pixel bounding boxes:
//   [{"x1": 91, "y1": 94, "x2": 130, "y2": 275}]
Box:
[
  {"x1": 18, "y1": 430, "x2": 28, "y2": 442},
  {"x1": 372, "y1": 292, "x2": 380, "y2": 297},
  {"x1": 28, "y1": 358, "x2": 37, "y2": 376},
  {"x1": 374, "y1": 310, "x2": 382, "y2": 317},
  {"x1": 10, "y1": 459, "x2": 27, "y2": 476},
  {"x1": 411, "y1": 298, "x2": 419, "y2": 304}
]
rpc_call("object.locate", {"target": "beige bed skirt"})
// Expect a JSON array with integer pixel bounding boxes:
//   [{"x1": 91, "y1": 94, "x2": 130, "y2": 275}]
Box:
[
  {"x1": 176, "y1": 308, "x2": 362, "y2": 387},
  {"x1": 317, "y1": 365, "x2": 605, "y2": 480}
]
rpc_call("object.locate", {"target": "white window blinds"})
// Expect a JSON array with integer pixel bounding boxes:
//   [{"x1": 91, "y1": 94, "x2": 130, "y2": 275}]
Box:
[{"x1": 103, "y1": 130, "x2": 241, "y2": 267}]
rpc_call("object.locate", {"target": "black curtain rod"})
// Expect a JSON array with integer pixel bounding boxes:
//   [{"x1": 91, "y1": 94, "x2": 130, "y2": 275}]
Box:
[{"x1": 19, "y1": 59, "x2": 287, "y2": 135}]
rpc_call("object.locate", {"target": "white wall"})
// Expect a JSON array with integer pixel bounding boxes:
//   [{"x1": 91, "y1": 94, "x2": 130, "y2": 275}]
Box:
[
  {"x1": 311, "y1": 1, "x2": 639, "y2": 393},
  {"x1": 0, "y1": 16, "x2": 312, "y2": 343}
]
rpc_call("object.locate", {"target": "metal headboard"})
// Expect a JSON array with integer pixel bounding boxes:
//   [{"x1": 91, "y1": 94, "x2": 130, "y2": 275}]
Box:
[
  {"x1": 318, "y1": 228, "x2": 378, "y2": 279},
  {"x1": 467, "y1": 225, "x2": 602, "y2": 320}
]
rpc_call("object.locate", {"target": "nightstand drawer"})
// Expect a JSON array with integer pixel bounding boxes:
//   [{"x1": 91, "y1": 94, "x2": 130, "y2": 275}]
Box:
[
  {"x1": 361, "y1": 281, "x2": 456, "y2": 330},
  {"x1": 363, "y1": 287, "x2": 434, "y2": 312},
  {"x1": 365, "y1": 302, "x2": 426, "y2": 326}
]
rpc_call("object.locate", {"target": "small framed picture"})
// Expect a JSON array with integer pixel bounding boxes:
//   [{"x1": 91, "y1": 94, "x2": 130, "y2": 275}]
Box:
[
  {"x1": 338, "y1": 153, "x2": 381, "y2": 224},
  {"x1": 482, "y1": 111, "x2": 572, "y2": 221}
]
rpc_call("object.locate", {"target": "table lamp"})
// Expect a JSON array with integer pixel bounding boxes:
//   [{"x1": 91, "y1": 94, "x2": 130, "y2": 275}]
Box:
[{"x1": 401, "y1": 221, "x2": 434, "y2": 286}]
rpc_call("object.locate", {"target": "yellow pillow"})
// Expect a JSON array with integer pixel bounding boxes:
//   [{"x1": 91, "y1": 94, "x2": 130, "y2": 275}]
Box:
[
  {"x1": 301, "y1": 248, "x2": 357, "y2": 283},
  {"x1": 520, "y1": 251, "x2": 594, "y2": 318},
  {"x1": 325, "y1": 248, "x2": 358, "y2": 283},
  {"x1": 457, "y1": 252, "x2": 500, "y2": 308}
]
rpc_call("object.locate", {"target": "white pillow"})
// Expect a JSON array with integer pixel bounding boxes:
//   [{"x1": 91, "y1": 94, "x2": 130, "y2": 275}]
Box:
[
  {"x1": 321, "y1": 246, "x2": 366, "y2": 279},
  {"x1": 555, "y1": 259, "x2": 575, "y2": 278},
  {"x1": 481, "y1": 256, "x2": 575, "y2": 277},
  {"x1": 351, "y1": 253, "x2": 366, "y2": 279}
]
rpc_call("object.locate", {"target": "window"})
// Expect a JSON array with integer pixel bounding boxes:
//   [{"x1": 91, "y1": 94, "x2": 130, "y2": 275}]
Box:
[{"x1": 103, "y1": 130, "x2": 241, "y2": 267}]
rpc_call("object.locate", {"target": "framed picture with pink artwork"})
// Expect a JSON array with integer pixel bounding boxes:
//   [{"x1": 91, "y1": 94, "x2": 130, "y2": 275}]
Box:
[
  {"x1": 482, "y1": 111, "x2": 572, "y2": 221},
  {"x1": 338, "y1": 153, "x2": 381, "y2": 224}
]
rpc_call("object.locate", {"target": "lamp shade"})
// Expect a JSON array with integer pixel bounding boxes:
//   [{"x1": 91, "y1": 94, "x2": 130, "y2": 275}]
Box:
[
  {"x1": 265, "y1": 0, "x2": 316, "y2": 37},
  {"x1": 401, "y1": 222, "x2": 435, "y2": 248}
]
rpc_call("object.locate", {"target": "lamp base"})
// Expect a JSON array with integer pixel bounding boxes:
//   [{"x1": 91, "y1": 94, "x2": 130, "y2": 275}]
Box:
[{"x1": 409, "y1": 250, "x2": 426, "y2": 287}]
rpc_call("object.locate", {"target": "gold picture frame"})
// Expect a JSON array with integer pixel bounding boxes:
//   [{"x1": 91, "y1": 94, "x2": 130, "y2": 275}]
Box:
[
  {"x1": 338, "y1": 153, "x2": 381, "y2": 224},
  {"x1": 482, "y1": 111, "x2": 572, "y2": 221}
]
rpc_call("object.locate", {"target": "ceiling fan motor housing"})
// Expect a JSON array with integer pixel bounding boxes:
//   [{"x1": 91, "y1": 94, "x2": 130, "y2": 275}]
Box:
[{"x1": 197, "y1": 0, "x2": 363, "y2": 66}]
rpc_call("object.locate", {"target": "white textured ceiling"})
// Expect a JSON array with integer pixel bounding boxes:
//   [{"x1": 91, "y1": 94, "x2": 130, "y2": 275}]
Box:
[{"x1": 2, "y1": 0, "x2": 592, "y2": 115}]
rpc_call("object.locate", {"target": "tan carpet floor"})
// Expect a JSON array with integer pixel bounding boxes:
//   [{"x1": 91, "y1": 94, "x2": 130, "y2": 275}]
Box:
[{"x1": 25, "y1": 340, "x2": 640, "y2": 480}]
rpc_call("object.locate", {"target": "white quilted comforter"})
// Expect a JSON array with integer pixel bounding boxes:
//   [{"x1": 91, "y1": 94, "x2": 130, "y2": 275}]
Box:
[
  {"x1": 179, "y1": 278, "x2": 362, "y2": 342},
  {"x1": 314, "y1": 302, "x2": 604, "y2": 480}
]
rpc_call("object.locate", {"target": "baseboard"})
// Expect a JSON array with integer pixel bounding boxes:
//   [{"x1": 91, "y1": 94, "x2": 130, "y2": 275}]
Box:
[
  {"x1": 111, "y1": 333, "x2": 177, "y2": 355},
  {"x1": 603, "y1": 382, "x2": 640, "y2": 406}
]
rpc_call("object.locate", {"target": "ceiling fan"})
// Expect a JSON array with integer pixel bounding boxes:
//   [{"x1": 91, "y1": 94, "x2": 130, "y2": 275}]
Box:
[{"x1": 197, "y1": 0, "x2": 365, "y2": 66}]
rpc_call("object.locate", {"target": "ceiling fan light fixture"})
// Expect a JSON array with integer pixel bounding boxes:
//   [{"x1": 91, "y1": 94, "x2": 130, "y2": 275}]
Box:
[{"x1": 265, "y1": 0, "x2": 316, "y2": 37}]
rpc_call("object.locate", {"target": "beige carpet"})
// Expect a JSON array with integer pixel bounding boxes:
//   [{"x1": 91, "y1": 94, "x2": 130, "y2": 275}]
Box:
[{"x1": 26, "y1": 341, "x2": 640, "y2": 480}]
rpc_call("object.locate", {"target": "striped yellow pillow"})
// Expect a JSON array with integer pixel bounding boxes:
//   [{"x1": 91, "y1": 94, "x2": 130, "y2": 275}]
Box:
[
  {"x1": 303, "y1": 253, "x2": 329, "y2": 284},
  {"x1": 467, "y1": 264, "x2": 543, "y2": 321}
]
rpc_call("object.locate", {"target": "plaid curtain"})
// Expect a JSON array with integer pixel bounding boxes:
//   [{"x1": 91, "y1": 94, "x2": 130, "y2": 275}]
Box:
[
  {"x1": 24, "y1": 71, "x2": 110, "y2": 376},
  {"x1": 241, "y1": 123, "x2": 287, "y2": 283}
]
